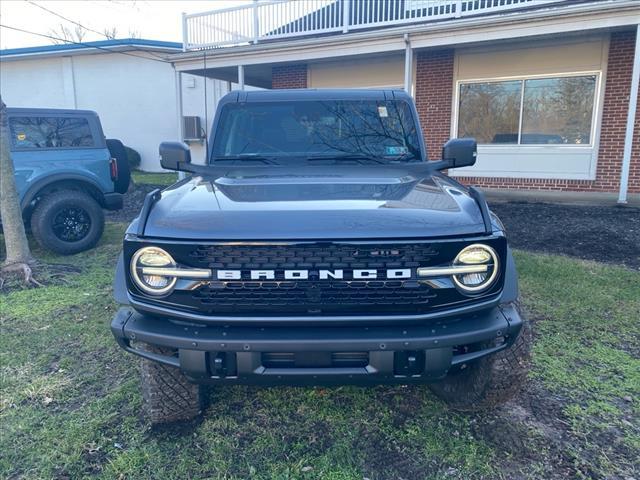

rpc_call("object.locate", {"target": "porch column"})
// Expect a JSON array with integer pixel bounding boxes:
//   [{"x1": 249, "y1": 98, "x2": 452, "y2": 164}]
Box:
[
  {"x1": 238, "y1": 65, "x2": 245, "y2": 90},
  {"x1": 618, "y1": 24, "x2": 640, "y2": 204},
  {"x1": 404, "y1": 34, "x2": 413, "y2": 96},
  {"x1": 174, "y1": 69, "x2": 185, "y2": 179}
]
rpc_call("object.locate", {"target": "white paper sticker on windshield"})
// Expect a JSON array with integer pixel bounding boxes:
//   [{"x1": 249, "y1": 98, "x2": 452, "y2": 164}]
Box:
[{"x1": 378, "y1": 106, "x2": 388, "y2": 118}]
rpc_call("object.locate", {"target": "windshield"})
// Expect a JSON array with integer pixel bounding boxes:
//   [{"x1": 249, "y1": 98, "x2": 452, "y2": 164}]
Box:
[{"x1": 211, "y1": 99, "x2": 422, "y2": 163}]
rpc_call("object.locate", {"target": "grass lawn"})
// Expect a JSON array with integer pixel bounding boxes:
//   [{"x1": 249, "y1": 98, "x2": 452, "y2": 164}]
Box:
[
  {"x1": 1, "y1": 225, "x2": 638, "y2": 479},
  {"x1": 131, "y1": 171, "x2": 178, "y2": 186}
]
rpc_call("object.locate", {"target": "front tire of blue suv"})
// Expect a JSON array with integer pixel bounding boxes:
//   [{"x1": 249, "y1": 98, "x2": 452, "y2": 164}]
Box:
[
  {"x1": 428, "y1": 306, "x2": 532, "y2": 411},
  {"x1": 31, "y1": 189, "x2": 104, "y2": 255},
  {"x1": 137, "y1": 343, "x2": 205, "y2": 426}
]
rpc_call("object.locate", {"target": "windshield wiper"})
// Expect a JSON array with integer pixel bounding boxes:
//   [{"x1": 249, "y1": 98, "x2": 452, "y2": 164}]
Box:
[
  {"x1": 211, "y1": 154, "x2": 279, "y2": 165},
  {"x1": 305, "y1": 153, "x2": 386, "y2": 164}
]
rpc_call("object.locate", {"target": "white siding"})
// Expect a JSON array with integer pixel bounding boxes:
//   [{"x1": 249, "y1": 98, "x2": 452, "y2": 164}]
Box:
[
  {"x1": 72, "y1": 53, "x2": 178, "y2": 171},
  {"x1": 1, "y1": 57, "x2": 71, "y2": 108}
]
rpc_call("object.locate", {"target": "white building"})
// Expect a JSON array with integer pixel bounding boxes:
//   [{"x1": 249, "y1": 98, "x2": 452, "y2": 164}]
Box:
[{"x1": 0, "y1": 38, "x2": 231, "y2": 171}]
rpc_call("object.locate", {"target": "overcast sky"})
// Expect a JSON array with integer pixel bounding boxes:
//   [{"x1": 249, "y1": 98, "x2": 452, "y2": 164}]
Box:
[{"x1": 0, "y1": 0, "x2": 252, "y2": 49}]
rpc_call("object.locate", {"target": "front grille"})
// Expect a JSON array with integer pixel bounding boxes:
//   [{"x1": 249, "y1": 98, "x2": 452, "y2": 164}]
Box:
[
  {"x1": 192, "y1": 280, "x2": 437, "y2": 314},
  {"x1": 126, "y1": 238, "x2": 506, "y2": 317},
  {"x1": 186, "y1": 242, "x2": 444, "y2": 315},
  {"x1": 189, "y1": 243, "x2": 439, "y2": 271}
]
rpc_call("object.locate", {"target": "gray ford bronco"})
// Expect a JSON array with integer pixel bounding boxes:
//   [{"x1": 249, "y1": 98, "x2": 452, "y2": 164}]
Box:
[{"x1": 111, "y1": 89, "x2": 530, "y2": 425}]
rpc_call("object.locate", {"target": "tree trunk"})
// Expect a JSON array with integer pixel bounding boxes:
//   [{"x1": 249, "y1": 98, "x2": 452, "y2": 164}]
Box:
[{"x1": 0, "y1": 96, "x2": 33, "y2": 266}]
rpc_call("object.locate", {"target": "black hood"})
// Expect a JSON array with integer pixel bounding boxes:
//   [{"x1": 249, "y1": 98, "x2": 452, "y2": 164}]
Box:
[{"x1": 136, "y1": 167, "x2": 487, "y2": 240}]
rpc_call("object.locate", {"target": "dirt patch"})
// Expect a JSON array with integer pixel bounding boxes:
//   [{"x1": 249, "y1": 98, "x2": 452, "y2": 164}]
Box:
[
  {"x1": 476, "y1": 383, "x2": 575, "y2": 480},
  {"x1": 106, "y1": 183, "x2": 163, "y2": 223},
  {"x1": 0, "y1": 262, "x2": 81, "y2": 293},
  {"x1": 359, "y1": 432, "x2": 433, "y2": 480},
  {"x1": 490, "y1": 202, "x2": 640, "y2": 269}
]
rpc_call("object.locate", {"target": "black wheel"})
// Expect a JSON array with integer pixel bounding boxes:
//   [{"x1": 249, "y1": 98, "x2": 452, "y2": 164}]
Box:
[
  {"x1": 106, "y1": 139, "x2": 131, "y2": 194},
  {"x1": 429, "y1": 305, "x2": 532, "y2": 411},
  {"x1": 30, "y1": 190, "x2": 104, "y2": 255},
  {"x1": 138, "y1": 343, "x2": 204, "y2": 425}
]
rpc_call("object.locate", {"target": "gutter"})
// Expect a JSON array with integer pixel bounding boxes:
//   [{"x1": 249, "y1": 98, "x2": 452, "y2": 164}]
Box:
[{"x1": 0, "y1": 44, "x2": 181, "y2": 62}]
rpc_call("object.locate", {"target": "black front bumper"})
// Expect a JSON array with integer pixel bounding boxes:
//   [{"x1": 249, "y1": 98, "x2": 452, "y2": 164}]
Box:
[{"x1": 111, "y1": 304, "x2": 523, "y2": 385}]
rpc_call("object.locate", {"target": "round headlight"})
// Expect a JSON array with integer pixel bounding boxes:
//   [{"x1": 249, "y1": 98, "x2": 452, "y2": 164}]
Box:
[
  {"x1": 130, "y1": 247, "x2": 177, "y2": 295},
  {"x1": 452, "y1": 244, "x2": 499, "y2": 294}
]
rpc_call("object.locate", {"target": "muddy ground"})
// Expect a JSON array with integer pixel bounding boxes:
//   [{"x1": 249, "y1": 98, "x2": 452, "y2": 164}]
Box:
[{"x1": 491, "y1": 201, "x2": 640, "y2": 270}]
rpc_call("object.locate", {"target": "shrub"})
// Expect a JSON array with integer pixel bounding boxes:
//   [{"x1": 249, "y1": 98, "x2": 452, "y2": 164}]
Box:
[{"x1": 124, "y1": 146, "x2": 142, "y2": 170}]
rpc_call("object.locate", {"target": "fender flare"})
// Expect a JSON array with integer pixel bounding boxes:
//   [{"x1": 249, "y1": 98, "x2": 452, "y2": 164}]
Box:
[
  {"x1": 21, "y1": 173, "x2": 105, "y2": 212},
  {"x1": 500, "y1": 247, "x2": 519, "y2": 304},
  {"x1": 113, "y1": 252, "x2": 130, "y2": 305}
]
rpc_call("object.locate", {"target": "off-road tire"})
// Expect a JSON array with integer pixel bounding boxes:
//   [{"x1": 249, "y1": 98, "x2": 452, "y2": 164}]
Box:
[
  {"x1": 429, "y1": 307, "x2": 531, "y2": 411},
  {"x1": 138, "y1": 343, "x2": 204, "y2": 425},
  {"x1": 30, "y1": 189, "x2": 104, "y2": 255}
]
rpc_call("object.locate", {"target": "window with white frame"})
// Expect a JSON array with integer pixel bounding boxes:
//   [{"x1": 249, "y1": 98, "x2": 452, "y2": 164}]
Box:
[{"x1": 457, "y1": 74, "x2": 598, "y2": 146}]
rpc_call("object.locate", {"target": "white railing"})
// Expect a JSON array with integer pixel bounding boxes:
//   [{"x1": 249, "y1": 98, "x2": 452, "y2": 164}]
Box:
[{"x1": 183, "y1": 0, "x2": 563, "y2": 51}]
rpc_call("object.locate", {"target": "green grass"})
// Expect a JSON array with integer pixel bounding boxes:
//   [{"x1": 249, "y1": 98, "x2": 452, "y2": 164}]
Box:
[
  {"x1": 131, "y1": 171, "x2": 178, "y2": 186},
  {"x1": 1, "y1": 231, "x2": 638, "y2": 479},
  {"x1": 516, "y1": 252, "x2": 640, "y2": 477}
]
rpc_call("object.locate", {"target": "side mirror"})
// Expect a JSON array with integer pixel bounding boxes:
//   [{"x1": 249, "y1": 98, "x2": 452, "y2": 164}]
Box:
[
  {"x1": 442, "y1": 138, "x2": 477, "y2": 169},
  {"x1": 159, "y1": 141, "x2": 192, "y2": 171}
]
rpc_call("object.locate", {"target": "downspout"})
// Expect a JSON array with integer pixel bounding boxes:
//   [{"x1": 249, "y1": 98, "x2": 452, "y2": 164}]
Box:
[
  {"x1": 173, "y1": 64, "x2": 186, "y2": 180},
  {"x1": 404, "y1": 33, "x2": 413, "y2": 96},
  {"x1": 618, "y1": 24, "x2": 640, "y2": 204},
  {"x1": 61, "y1": 56, "x2": 77, "y2": 108}
]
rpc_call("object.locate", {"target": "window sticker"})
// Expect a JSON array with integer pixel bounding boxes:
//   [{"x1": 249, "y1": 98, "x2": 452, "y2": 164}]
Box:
[
  {"x1": 378, "y1": 106, "x2": 388, "y2": 118},
  {"x1": 16, "y1": 133, "x2": 26, "y2": 141},
  {"x1": 385, "y1": 146, "x2": 408, "y2": 155}
]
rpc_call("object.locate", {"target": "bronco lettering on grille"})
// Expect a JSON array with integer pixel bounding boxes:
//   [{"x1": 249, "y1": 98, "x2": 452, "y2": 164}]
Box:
[{"x1": 215, "y1": 269, "x2": 412, "y2": 280}]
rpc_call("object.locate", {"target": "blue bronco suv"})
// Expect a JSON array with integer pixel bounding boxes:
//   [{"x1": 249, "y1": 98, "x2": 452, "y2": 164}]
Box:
[
  {"x1": 7, "y1": 108, "x2": 130, "y2": 254},
  {"x1": 111, "y1": 89, "x2": 531, "y2": 425}
]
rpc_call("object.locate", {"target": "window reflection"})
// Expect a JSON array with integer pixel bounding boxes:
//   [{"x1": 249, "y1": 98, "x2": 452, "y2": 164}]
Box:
[
  {"x1": 522, "y1": 76, "x2": 596, "y2": 144},
  {"x1": 212, "y1": 100, "x2": 421, "y2": 161},
  {"x1": 457, "y1": 74, "x2": 597, "y2": 146},
  {"x1": 10, "y1": 116, "x2": 94, "y2": 149},
  {"x1": 458, "y1": 80, "x2": 522, "y2": 144}
]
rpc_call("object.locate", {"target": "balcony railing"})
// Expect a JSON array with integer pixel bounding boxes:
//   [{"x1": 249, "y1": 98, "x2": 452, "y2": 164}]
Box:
[{"x1": 182, "y1": 0, "x2": 562, "y2": 51}]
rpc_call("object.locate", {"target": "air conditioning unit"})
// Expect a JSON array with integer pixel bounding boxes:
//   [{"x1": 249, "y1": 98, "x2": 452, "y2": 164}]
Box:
[{"x1": 183, "y1": 116, "x2": 203, "y2": 142}]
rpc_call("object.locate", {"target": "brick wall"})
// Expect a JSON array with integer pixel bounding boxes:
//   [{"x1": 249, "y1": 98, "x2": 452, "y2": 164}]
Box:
[
  {"x1": 414, "y1": 49, "x2": 455, "y2": 160},
  {"x1": 271, "y1": 63, "x2": 308, "y2": 89},
  {"x1": 458, "y1": 30, "x2": 639, "y2": 194}
]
